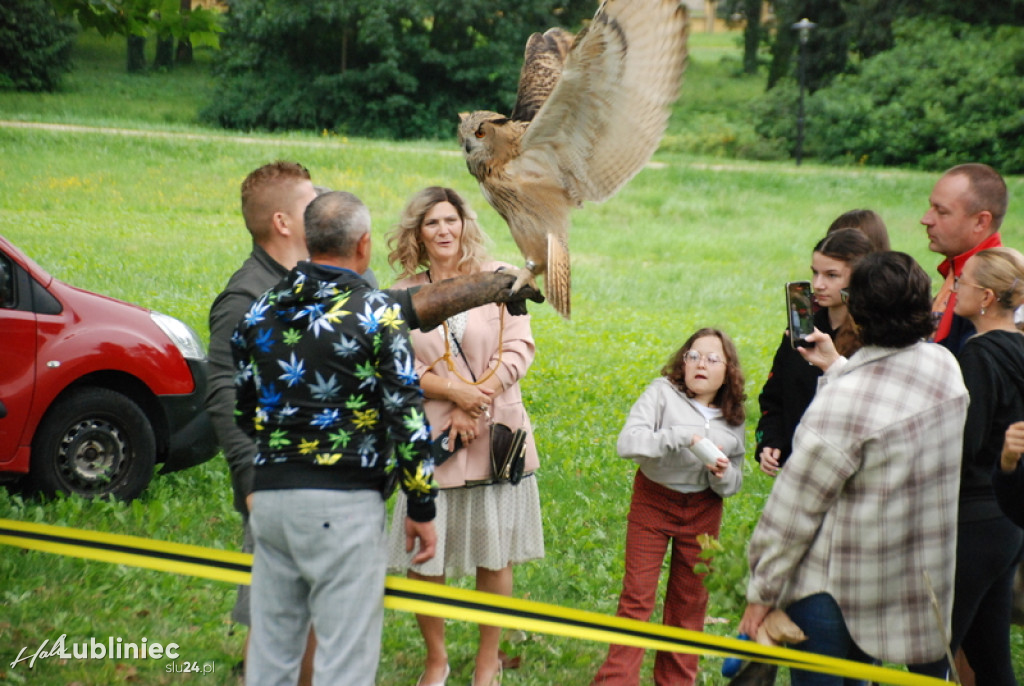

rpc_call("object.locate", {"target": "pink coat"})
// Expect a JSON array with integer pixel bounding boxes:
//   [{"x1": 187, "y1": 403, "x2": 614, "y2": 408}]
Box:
[{"x1": 394, "y1": 262, "x2": 538, "y2": 488}]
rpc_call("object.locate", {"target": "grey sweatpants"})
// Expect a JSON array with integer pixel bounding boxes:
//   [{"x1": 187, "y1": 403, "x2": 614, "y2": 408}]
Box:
[{"x1": 246, "y1": 489, "x2": 387, "y2": 686}]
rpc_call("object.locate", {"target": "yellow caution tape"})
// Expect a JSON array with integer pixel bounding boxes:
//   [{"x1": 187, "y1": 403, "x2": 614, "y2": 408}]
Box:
[
  {"x1": 0, "y1": 518, "x2": 946, "y2": 685},
  {"x1": 0, "y1": 517, "x2": 252, "y2": 585}
]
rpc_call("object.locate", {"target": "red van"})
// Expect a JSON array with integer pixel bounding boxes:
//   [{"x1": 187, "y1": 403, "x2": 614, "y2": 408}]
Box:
[{"x1": 0, "y1": 235, "x2": 217, "y2": 501}]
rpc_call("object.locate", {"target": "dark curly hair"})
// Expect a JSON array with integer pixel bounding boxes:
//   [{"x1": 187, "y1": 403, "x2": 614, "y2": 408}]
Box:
[
  {"x1": 847, "y1": 252, "x2": 934, "y2": 348},
  {"x1": 662, "y1": 328, "x2": 746, "y2": 426}
]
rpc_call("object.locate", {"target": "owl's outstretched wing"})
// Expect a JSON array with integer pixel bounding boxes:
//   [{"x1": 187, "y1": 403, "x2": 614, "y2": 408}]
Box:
[
  {"x1": 510, "y1": 28, "x2": 575, "y2": 123},
  {"x1": 518, "y1": 0, "x2": 688, "y2": 204}
]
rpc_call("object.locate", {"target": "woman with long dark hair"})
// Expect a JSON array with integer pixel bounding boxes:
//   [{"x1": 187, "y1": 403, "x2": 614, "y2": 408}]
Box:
[{"x1": 755, "y1": 227, "x2": 877, "y2": 476}]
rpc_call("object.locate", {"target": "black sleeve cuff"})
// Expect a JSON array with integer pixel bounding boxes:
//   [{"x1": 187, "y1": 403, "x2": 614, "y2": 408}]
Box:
[{"x1": 405, "y1": 497, "x2": 436, "y2": 523}]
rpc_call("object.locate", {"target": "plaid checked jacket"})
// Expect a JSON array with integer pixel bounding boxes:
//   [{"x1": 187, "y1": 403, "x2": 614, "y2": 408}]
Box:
[{"x1": 746, "y1": 342, "x2": 968, "y2": 664}]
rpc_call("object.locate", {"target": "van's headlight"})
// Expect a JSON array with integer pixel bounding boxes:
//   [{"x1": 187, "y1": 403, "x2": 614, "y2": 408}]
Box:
[{"x1": 151, "y1": 311, "x2": 207, "y2": 361}]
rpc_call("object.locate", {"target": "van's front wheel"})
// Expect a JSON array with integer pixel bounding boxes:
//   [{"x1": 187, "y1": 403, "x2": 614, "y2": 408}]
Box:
[{"x1": 29, "y1": 388, "x2": 156, "y2": 501}]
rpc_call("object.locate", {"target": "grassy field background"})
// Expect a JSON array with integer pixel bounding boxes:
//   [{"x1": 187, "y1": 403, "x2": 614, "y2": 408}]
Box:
[{"x1": 1, "y1": 28, "x2": 1022, "y2": 685}]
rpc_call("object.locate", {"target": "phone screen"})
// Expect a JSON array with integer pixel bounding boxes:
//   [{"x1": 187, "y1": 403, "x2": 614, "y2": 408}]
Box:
[{"x1": 786, "y1": 281, "x2": 816, "y2": 348}]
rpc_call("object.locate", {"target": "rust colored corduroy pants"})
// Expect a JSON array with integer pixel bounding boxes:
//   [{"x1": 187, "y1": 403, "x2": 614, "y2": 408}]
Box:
[{"x1": 591, "y1": 469, "x2": 723, "y2": 686}]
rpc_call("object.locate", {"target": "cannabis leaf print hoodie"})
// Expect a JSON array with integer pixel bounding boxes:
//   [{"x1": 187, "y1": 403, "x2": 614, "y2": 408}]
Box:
[{"x1": 232, "y1": 262, "x2": 437, "y2": 522}]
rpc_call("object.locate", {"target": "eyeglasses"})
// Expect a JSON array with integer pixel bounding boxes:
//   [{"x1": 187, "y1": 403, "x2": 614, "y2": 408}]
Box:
[
  {"x1": 952, "y1": 276, "x2": 988, "y2": 293},
  {"x1": 683, "y1": 351, "x2": 725, "y2": 366}
]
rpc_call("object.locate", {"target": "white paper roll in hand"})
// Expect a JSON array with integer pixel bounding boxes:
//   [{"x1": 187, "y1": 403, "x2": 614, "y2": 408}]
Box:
[{"x1": 691, "y1": 436, "x2": 726, "y2": 467}]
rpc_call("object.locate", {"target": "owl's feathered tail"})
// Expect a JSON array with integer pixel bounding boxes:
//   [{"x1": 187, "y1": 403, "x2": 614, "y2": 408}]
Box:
[
  {"x1": 509, "y1": 232, "x2": 570, "y2": 319},
  {"x1": 545, "y1": 232, "x2": 570, "y2": 320}
]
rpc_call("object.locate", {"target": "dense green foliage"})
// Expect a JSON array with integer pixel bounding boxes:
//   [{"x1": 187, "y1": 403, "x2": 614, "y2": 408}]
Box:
[
  {"x1": 764, "y1": 0, "x2": 1024, "y2": 92},
  {"x1": 765, "y1": 0, "x2": 849, "y2": 93},
  {"x1": 49, "y1": 0, "x2": 222, "y2": 73},
  {"x1": 752, "y1": 18, "x2": 1024, "y2": 173},
  {"x1": 0, "y1": 0, "x2": 77, "y2": 91},
  {"x1": 202, "y1": 0, "x2": 593, "y2": 139},
  {"x1": 49, "y1": 0, "x2": 222, "y2": 47}
]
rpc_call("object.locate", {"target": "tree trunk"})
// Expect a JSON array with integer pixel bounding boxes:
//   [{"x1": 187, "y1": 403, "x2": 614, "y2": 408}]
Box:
[
  {"x1": 126, "y1": 34, "x2": 146, "y2": 73},
  {"x1": 176, "y1": 0, "x2": 193, "y2": 65},
  {"x1": 742, "y1": 0, "x2": 762, "y2": 74},
  {"x1": 766, "y1": 0, "x2": 801, "y2": 90},
  {"x1": 176, "y1": 39, "x2": 193, "y2": 65},
  {"x1": 154, "y1": 35, "x2": 174, "y2": 70}
]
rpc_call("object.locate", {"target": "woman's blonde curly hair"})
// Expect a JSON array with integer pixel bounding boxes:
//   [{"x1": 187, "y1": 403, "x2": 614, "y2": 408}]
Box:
[{"x1": 386, "y1": 187, "x2": 490, "y2": 280}]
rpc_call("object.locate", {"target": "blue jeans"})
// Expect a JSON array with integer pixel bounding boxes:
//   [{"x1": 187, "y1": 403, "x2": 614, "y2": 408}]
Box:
[
  {"x1": 785, "y1": 594, "x2": 949, "y2": 685},
  {"x1": 785, "y1": 593, "x2": 874, "y2": 686}
]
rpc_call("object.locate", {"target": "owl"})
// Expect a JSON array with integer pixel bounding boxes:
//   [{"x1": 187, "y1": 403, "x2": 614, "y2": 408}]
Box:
[{"x1": 458, "y1": 0, "x2": 689, "y2": 320}]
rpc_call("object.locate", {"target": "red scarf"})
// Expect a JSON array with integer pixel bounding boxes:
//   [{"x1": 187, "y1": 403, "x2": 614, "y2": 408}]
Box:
[{"x1": 932, "y1": 232, "x2": 1002, "y2": 343}]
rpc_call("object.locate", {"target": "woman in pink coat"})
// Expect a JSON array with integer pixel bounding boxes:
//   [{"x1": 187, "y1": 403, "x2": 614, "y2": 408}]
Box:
[{"x1": 385, "y1": 187, "x2": 543, "y2": 686}]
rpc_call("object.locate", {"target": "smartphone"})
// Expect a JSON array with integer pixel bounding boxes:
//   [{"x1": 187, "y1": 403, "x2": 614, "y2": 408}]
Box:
[{"x1": 785, "y1": 281, "x2": 816, "y2": 349}]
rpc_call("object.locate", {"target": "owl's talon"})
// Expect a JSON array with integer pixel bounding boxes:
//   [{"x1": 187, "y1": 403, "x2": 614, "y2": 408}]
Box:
[{"x1": 510, "y1": 266, "x2": 539, "y2": 295}]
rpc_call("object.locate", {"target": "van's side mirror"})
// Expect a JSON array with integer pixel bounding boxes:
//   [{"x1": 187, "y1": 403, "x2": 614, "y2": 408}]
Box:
[{"x1": 0, "y1": 400, "x2": 6, "y2": 419}]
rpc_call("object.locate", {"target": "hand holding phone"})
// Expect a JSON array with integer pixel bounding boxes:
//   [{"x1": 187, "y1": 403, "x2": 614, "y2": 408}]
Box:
[{"x1": 797, "y1": 329, "x2": 842, "y2": 371}]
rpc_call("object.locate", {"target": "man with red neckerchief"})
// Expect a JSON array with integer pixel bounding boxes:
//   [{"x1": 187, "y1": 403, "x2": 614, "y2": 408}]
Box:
[
  {"x1": 921, "y1": 162, "x2": 1011, "y2": 686},
  {"x1": 922, "y1": 163, "x2": 1008, "y2": 354}
]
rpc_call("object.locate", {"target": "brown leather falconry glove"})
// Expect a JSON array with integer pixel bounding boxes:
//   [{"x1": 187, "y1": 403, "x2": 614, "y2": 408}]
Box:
[{"x1": 409, "y1": 269, "x2": 545, "y2": 331}]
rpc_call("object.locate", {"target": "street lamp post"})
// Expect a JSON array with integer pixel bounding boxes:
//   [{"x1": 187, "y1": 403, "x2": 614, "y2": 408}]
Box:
[{"x1": 792, "y1": 17, "x2": 817, "y2": 166}]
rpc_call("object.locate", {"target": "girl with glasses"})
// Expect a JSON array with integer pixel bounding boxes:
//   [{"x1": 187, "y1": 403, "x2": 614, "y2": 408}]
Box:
[{"x1": 591, "y1": 328, "x2": 745, "y2": 686}]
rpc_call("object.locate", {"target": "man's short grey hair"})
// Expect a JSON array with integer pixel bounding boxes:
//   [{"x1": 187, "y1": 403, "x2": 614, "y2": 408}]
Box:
[{"x1": 304, "y1": 191, "x2": 371, "y2": 258}]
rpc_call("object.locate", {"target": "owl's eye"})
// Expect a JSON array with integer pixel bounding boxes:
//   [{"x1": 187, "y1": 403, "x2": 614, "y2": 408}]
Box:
[{"x1": 475, "y1": 128, "x2": 486, "y2": 139}]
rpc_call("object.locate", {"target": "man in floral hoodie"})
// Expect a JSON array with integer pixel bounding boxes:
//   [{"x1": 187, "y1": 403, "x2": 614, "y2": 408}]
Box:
[{"x1": 233, "y1": 190, "x2": 438, "y2": 686}]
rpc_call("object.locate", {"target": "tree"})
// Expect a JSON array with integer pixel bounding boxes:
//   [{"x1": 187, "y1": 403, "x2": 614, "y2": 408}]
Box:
[
  {"x1": 718, "y1": 0, "x2": 763, "y2": 75},
  {"x1": 766, "y1": 0, "x2": 848, "y2": 93},
  {"x1": 751, "y1": 17, "x2": 1024, "y2": 172},
  {"x1": 175, "y1": 0, "x2": 194, "y2": 65},
  {"x1": 741, "y1": 0, "x2": 762, "y2": 74},
  {"x1": 50, "y1": 0, "x2": 222, "y2": 72},
  {"x1": 202, "y1": 0, "x2": 595, "y2": 139},
  {"x1": 765, "y1": 0, "x2": 1024, "y2": 93},
  {"x1": 0, "y1": 0, "x2": 77, "y2": 91}
]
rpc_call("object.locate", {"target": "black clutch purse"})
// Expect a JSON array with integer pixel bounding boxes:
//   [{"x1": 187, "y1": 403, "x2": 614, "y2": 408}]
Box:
[{"x1": 490, "y1": 423, "x2": 527, "y2": 485}]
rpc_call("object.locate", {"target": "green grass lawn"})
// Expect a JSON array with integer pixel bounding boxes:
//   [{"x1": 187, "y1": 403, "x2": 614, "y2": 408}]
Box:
[{"x1": 1, "y1": 26, "x2": 1022, "y2": 686}]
